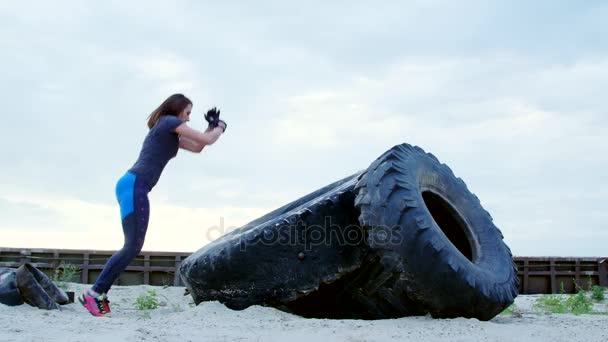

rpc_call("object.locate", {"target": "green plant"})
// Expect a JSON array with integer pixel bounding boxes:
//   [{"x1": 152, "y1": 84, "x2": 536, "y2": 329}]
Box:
[
  {"x1": 499, "y1": 303, "x2": 518, "y2": 316},
  {"x1": 135, "y1": 290, "x2": 159, "y2": 310},
  {"x1": 567, "y1": 290, "x2": 593, "y2": 315},
  {"x1": 534, "y1": 291, "x2": 594, "y2": 315},
  {"x1": 591, "y1": 286, "x2": 605, "y2": 302},
  {"x1": 534, "y1": 295, "x2": 568, "y2": 314},
  {"x1": 53, "y1": 262, "x2": 81, "y2": 289}
]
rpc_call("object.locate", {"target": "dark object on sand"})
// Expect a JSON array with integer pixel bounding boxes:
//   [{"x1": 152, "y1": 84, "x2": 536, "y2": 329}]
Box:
[
  {"x1": 352, "y1": 144, "x2": 519, "y2": 320},
  {"x1": 0, "y1": 267, "x2": 23, "y2": 306},
  {"x1": 0, "y1": 263, "x2": 69, "y2": 310},
  {"x1": 180, "y1": 143, "x2": 518, "y2": 320},
  {"x1": 180, "y1": 171, "x2": 368, "y2": 310}
]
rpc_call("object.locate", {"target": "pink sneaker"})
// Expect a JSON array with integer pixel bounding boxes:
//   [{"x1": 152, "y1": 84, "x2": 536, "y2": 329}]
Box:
[
  {"x1": 100, "y1": 293, "x2": 111, "y2": 314},
  {"x1": 79, "y1": 290, "x2": 110, "y2": 317}
]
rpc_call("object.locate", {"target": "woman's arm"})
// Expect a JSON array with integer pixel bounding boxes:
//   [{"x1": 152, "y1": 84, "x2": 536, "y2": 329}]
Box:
[
  {"x1": 175, "y1": 122, "x2": 225, "y2": 153},
  {"x1": 179, "y1": 136, "x2": 205, "y2": 153}
]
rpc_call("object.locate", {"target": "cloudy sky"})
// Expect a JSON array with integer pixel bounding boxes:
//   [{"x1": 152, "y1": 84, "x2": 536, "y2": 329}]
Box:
[{"x1": 0, "y1": 1, "x2": 606, "y2": 256}]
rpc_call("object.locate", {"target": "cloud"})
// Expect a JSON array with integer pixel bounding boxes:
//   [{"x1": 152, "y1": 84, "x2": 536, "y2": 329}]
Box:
[
  {"x1": 0, "y1": 1, "x2": 606, "y2": 257},
  {"x1": 255, "y1": 56, "x2": 608, "y2": 256},
  {"x1": 0, "y1": 189, "x2": 271, "y2": 252}
]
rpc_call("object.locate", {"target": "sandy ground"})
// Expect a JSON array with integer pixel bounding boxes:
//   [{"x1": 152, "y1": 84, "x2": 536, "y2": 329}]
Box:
[{"x1": 1, "y1": 282, "x2": 607, "y2": 342}]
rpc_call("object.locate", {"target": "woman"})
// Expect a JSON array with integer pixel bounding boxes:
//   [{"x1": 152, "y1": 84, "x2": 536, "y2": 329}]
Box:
[{"x1": 79, "y1": 94, "x2": 226, "y2": 317}]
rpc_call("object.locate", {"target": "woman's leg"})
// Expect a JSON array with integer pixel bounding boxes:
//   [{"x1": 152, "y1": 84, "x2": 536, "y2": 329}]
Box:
[{"x1": 91, "y1": 173, "x2": 150, "y2": 295}]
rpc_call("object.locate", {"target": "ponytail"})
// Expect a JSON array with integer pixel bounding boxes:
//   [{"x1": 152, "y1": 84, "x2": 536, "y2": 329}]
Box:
[
  {"x1": 146, "y1": 94, "x2": 192, "y2": 129},
  {"x1": 147, "y1": 108, "x2": 163, "y2": 129}
]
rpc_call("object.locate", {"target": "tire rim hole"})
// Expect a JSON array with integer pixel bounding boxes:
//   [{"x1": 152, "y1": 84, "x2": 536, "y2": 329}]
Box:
[{"x1": 422, "y1": 191, "x2": 473, "y2": 262}]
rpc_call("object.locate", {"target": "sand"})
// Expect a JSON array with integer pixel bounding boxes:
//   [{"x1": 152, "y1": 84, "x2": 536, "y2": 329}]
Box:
[{"x1": 1, "y1": 282, "x2": 606, "y2": 342}]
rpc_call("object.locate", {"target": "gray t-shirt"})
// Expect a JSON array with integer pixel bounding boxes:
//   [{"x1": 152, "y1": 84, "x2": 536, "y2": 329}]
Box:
[{"x1": 128, "y1": 115, "x2": 184, "y2": 190}]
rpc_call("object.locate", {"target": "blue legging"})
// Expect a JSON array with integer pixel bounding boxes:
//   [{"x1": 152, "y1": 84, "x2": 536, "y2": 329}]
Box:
[{"x1": 92, "y1": 172, "x2": 150, "y2": 294}]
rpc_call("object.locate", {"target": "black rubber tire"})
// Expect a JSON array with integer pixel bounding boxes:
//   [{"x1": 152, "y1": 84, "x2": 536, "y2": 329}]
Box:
[
  {"x1": 180, "y1": 171, "x2": 368, "y2": 310},
  {"x1": 284, "y1": 249, "x2": 426, "y2": 319},
  {"x1": 14, "y1": 263, "x2": 69, "y2": 310},
  {"x1": 353, "y1": 143, "x2": 519, "y2": 320},
  {"x1": 0, "y1": 268, "x2": 24, "y2": 306}
]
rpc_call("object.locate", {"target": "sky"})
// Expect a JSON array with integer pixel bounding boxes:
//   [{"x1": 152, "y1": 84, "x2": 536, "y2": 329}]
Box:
[{"x1": 0, "y1": 1, "x2": 606, "y2": 256}]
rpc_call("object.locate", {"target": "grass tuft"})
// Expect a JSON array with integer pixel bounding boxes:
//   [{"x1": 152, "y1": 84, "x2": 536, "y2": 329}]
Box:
[
  {"x1": 135, "y1": 290, "x2": 159, "y2": 311},
  {"x1": 534, "y1": 290, "x2": 595, "y2": 315},
  {"x1": 591, "y1": 286, "x2": 605, "y2": 302},
  {"x1": 499, "y1": 303, "x2": 521, "y2": 316},
  {"x1": 53, "y1": 262, "x2": 81, "y2": 290}
]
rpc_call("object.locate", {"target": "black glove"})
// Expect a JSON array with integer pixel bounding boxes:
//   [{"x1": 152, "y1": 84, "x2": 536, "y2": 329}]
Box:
[
  {"x1": 218, "y1": 119, "x2": 227, "y2": 133},
  {"x1": 204, "y1": 107, "x2": 221, "y2": 128}
]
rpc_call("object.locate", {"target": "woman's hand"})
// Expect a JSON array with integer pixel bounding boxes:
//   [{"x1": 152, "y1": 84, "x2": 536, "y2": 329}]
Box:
[
  {"x1": 217, "y1": 120, "x2": 227, "y2": 132},
  {"x1": 204, "y1": 107, "x2": 221, "y2": 127}
]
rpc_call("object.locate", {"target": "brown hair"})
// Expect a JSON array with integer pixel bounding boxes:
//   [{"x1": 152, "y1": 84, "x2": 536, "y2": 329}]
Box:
[{"x1": 147, "y1": 94, "x2": 192, "y2": 129}]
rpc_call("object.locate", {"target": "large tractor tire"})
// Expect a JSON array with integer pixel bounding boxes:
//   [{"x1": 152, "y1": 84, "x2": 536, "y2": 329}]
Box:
[
  {"x1": 353, "y1": 143, "x2": 519, "y2": 320},
  {"x1": 180, "y1": 171, "x2": 369, "y2": 310}
]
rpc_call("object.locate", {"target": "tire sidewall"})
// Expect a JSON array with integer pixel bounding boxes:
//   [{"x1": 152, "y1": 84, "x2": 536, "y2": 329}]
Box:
[{"x1": 361, "y1": 144, "x2": 517, "y2": 319}]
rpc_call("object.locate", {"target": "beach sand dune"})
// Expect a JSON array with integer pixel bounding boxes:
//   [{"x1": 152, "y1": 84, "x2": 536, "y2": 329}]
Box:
[{"x1": 1, "y1": 282, "x2": 606, "y2": 342}]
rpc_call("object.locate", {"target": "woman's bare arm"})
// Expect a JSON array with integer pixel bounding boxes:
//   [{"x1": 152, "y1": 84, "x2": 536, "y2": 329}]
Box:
[
  {"x1": 179, "y1": 136, "x2": 205, "y2": 153},
  {"x1": 175, "y1": 122, "x2": 225, "y2": 153}
]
